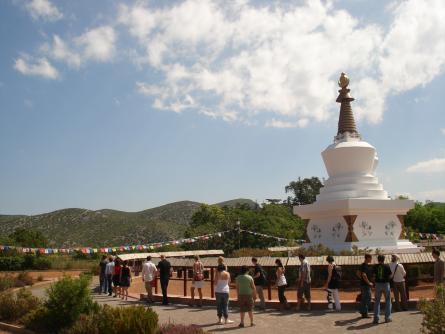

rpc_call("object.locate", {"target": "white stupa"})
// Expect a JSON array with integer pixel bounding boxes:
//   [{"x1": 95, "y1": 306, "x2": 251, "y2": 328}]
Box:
[{"x1": 293, "y1": 73, "x2": 419, "y2": 252}]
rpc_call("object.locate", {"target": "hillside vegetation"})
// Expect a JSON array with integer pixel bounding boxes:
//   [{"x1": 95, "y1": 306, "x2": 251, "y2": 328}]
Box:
[{"x1": 0, "y1": 199, "x2": 256, "y2": 247}]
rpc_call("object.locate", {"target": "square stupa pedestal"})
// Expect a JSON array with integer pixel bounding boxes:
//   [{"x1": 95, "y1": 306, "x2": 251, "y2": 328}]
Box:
[{"x1": 293, "y1": 199, "x2": 420, "y2": 252}]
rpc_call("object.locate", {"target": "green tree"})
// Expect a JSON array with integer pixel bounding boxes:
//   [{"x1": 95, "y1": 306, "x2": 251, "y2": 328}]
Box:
[
  {"x1": 405, "y1": 202, "x2": 445, "y2": 234},
  {"x1": 9, "y1": 228, "x2": 48, "y2": 248},
  {"x1": 285, "y1": 177, "x2": 323, "y2": 206},
  {"x1": 184, "y1": 203, "x2": 305, "y2": 255}
]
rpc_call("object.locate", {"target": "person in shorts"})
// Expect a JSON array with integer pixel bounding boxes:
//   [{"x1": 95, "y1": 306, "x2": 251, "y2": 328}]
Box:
[
  {"x1": 236, "y1": 265, "x2": 256, "y2": 328},
  {"x1": 296, "y1": 254, "x2": 311, "y2": 311},
  {"x1": 191, "y1": 255, "x2": 205, "y2": 307},
  {"x1": 252, "y1": 257, "x2": 267, "y2": 310},
  {"x1": 142, "y1": 256, "x2": 157, "y2": 303},
  {"x1": 119, "y1": 260, "x2": 132, "y2": 301},
  {"x1": 324, "y1": 255, "x2": 341, "y2": 311}
]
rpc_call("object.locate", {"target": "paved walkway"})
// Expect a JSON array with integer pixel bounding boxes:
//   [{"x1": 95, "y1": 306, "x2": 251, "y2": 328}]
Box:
[
  {"x1": 28, "y1": 279, "x2": 423, "y2": 334},
  {"x1": 93, "y1": 293, "x2": 422, "y2": 334}
]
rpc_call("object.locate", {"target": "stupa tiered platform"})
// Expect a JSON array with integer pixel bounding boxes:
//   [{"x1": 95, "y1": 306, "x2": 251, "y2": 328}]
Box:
[{"x1": 293, "y1": 73, "x2": 419, "y2": 252}]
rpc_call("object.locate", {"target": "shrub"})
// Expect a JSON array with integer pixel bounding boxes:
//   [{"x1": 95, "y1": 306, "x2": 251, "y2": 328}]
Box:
[
  {"x1": 0, "y1": 256, "x2": 25, "y2": 271},
  {"x1": 33, "y1": 257, "x2": 52, "y2": 270},
  {"x1": 419, "y1": 284, "x2": 445, "y2": 334},
  {"x1": 23, "y1": 305, "x2": 52, "y2": 333},
  {"x1": 0, "y1": 275, "x2": 15, "y2": 292},
  {"x1": 25, "y1": 275, "x2": 98, "y2": 333},
  {"x1": 160, "y1": 324, "x2": 209, "y2": 334},
  {"x1": 23, "y1": 254, "x2": 36, "y2": 269},
  {"x1": 16, "y1": 271, "x2": 34, "y2": 286},
  {"x1": 0, "y1": 289, "x2": 41, "y2": 322},
  {"x1": 61, "y1": 314, "x2": 99, "y2": 334},
  {"x1": 64, "y1": 305, "x2": 159, "y2": 334}
]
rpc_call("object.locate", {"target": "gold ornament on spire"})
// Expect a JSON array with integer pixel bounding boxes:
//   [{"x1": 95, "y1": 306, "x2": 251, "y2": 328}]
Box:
[
  {"x1": 338, "y1": 72, "x2": 349, "y2": 88},
  {"x1": 336, "y1": 72, "x2": 360, "y2": 139}
]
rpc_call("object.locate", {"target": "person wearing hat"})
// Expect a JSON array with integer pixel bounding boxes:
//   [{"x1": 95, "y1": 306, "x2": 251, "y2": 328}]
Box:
[{"x1": 389, "y1": 254, "x2": 408, "y2": 311}]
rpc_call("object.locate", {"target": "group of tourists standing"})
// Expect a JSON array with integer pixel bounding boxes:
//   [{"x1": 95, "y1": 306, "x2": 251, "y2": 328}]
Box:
[
  {"x1": 358, "y1": 249, "x2": 444, "y2": 324},
  {"x1": 99, "y1": 248, "x2": 444, "y2": 328},
  {"x1": 99, "y1": 255, "x2": 132, "y2": 300}
]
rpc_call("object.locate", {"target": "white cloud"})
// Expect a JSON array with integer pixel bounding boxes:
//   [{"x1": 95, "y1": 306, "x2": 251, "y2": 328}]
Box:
[
  {"x1": 76, "y1": 26, "x2": 116, "y2": 62},
  {"x1": 38, "y1": 27, "x2": 116, "y2": 69},
  {"x1": 119, "y1": 0, "x2": 445, "y2": 127},
  {"x1": 14, "y1": 0, "x2": 445, "y2": 128},
  {"x1": 41, "y1": 35, "x2": 81, "y2": 68},
  {"x1": 417, "y1": 189, "x2": 445, "y2": 202},
  {"x1": 379, "y1": 0, "x2": 445, "y2": 94},
  {"x1": 265, "y1": 118, "x2": 309, "y2": 129},
  {"x1": 441, "y1": 128, "x2": 445, "y2": 135},
  {"x1": 406, "y1": 158, "x2": 445, "y2": 173},
  {"x1": 25, "y1": 0, "x2": 62, "y2": 21},
  {"x1": 14, "y1": 55, "x2": 59, "y2": 79}
]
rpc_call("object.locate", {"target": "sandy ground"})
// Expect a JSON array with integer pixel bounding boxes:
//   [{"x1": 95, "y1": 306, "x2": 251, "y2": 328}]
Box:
[{"x1": 128, "y1": 276, "x2": 436, "y2": 301}]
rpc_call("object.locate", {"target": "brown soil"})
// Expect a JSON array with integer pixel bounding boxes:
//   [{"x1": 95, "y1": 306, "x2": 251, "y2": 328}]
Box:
[
  {"x1": 129, "y1": 276, "x2": 435, "y2": 301},
  {"x1": 0, "y1": 270, "x2": 86, "y2": 281}
]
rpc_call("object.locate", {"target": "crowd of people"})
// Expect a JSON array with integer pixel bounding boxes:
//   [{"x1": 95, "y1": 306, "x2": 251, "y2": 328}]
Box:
[
  {"x1": 98, "y1": 255, "x2": 133, "y2": 300},
  {"x1": 98, "y1": 249, "x2": 444, "y2": 328}
]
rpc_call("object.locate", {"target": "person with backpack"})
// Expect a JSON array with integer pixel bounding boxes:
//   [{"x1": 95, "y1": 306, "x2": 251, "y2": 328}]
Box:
[
  {"x1": 252, "y1": 257, "x2": 267, "y2": 310},
  {"x1": 324, "y1": 255, "x2": 341, "y2": 311},
  {"x1": 389, "y1": 254, "x2": 408, "y2": 311},
  {"x1": 191, "y1": 255, "x2": 205, "y2": 307},
  {"x1": 373, "y1": 254, "x2": 392, "y2": 324}
]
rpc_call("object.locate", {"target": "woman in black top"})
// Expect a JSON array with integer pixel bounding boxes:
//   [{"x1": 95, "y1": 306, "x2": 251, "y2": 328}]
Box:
[
  {"x1": 324, "y1": 256, "x2": 341, "y2": 311},
  {"x1": 120, "y1": 260, "x2": 132, "y2": 301}
]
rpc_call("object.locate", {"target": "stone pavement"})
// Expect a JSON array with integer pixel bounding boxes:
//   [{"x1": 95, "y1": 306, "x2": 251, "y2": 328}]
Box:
[
  {"x1": 93, "y1": 294, "x2": 423, "y2": 334},
  {"x1": 28, "y1": 279, "x2": 423, "y2": 334}
]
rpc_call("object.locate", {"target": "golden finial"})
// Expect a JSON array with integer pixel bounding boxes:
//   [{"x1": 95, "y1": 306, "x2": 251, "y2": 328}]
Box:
[{"x1": 338, "y1": 72, "x2": 349, "y2": 89}]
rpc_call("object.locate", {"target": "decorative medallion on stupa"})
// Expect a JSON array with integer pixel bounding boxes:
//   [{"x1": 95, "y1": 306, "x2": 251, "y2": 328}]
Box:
[{"x1": 293, "y1": 73, "x2": 419, "y2": 252}]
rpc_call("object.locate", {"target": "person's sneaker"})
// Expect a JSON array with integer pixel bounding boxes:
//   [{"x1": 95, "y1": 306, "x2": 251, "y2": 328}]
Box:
[
  {"x1": 385, "y1": 318, "x2": 392, "y2": 323},
  {"x1": 238, "y1": 323, "x2": 245, "y2": 328},
  {"x1": 373, "y1": 319, "x2": 379, "y2": 325},
  {"x1": 217, "y1": 319, "x2": 223, "y2": 325},
  {"x1": 361, "y1": 313, "x2": 371, "y2": 318},
  {"x1": 225, "y1": 319, "x2": 234, "y2": 324}
]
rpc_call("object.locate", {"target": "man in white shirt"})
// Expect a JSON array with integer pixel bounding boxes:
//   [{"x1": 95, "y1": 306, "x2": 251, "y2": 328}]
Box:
[
  {"x1": 105, "y1": 256, "x2": 115, "y2": 296},
  {"x1": 389, "y1": 254, "x2": 408, "y2": 311},
  {"x1": 142, "y1": 256, "x2": 157, "y2": 303}
]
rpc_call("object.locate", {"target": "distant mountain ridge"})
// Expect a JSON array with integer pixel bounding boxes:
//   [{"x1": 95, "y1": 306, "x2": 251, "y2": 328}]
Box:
[{"x1": 0, "y1": 199, "x2": 257, "y2": 247}]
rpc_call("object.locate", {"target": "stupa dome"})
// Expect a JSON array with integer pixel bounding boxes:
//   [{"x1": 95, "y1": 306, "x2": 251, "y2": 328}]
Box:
[{"x1": 317, "y1": 73, "x2": 388, "y2": 202}]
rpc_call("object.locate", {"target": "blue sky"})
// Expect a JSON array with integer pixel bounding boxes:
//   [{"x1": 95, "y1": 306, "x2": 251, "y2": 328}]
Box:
[{"x1": 0, "y1": 0, "x2": 444, "y2": 215}]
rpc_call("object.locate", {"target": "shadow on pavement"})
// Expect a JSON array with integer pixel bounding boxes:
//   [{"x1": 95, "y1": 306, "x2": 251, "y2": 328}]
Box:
[
  {"x1": 334, "y1": 316, "x2": 362, "y2": 327},
  {"x1": 346, "y1": 322, "x2": 378, "y2": 331}
]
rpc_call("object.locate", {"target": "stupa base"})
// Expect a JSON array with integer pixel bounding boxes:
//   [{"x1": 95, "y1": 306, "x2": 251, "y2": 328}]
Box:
[
  {"x1": 301, "y1": 239, "x2": 421, "y2": 253},
  {"x1": 294, "y1": 198, "x2": 417, "y2": 253}
]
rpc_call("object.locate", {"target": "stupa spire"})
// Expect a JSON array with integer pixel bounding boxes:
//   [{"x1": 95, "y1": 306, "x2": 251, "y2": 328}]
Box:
[{"x1": 336, "y1": 73, "x2": 359, "y2": 140}]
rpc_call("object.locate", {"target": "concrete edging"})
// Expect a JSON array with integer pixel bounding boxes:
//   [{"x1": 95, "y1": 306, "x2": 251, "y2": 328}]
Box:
[{"x1": 0, "y1": 322, "x2": 34, "y2": 334}]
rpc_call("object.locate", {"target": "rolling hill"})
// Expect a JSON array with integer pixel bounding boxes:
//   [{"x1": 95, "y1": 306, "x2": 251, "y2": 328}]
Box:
[{"x1": 0, "y1": 199, "x2": 257, "y2": 247}]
